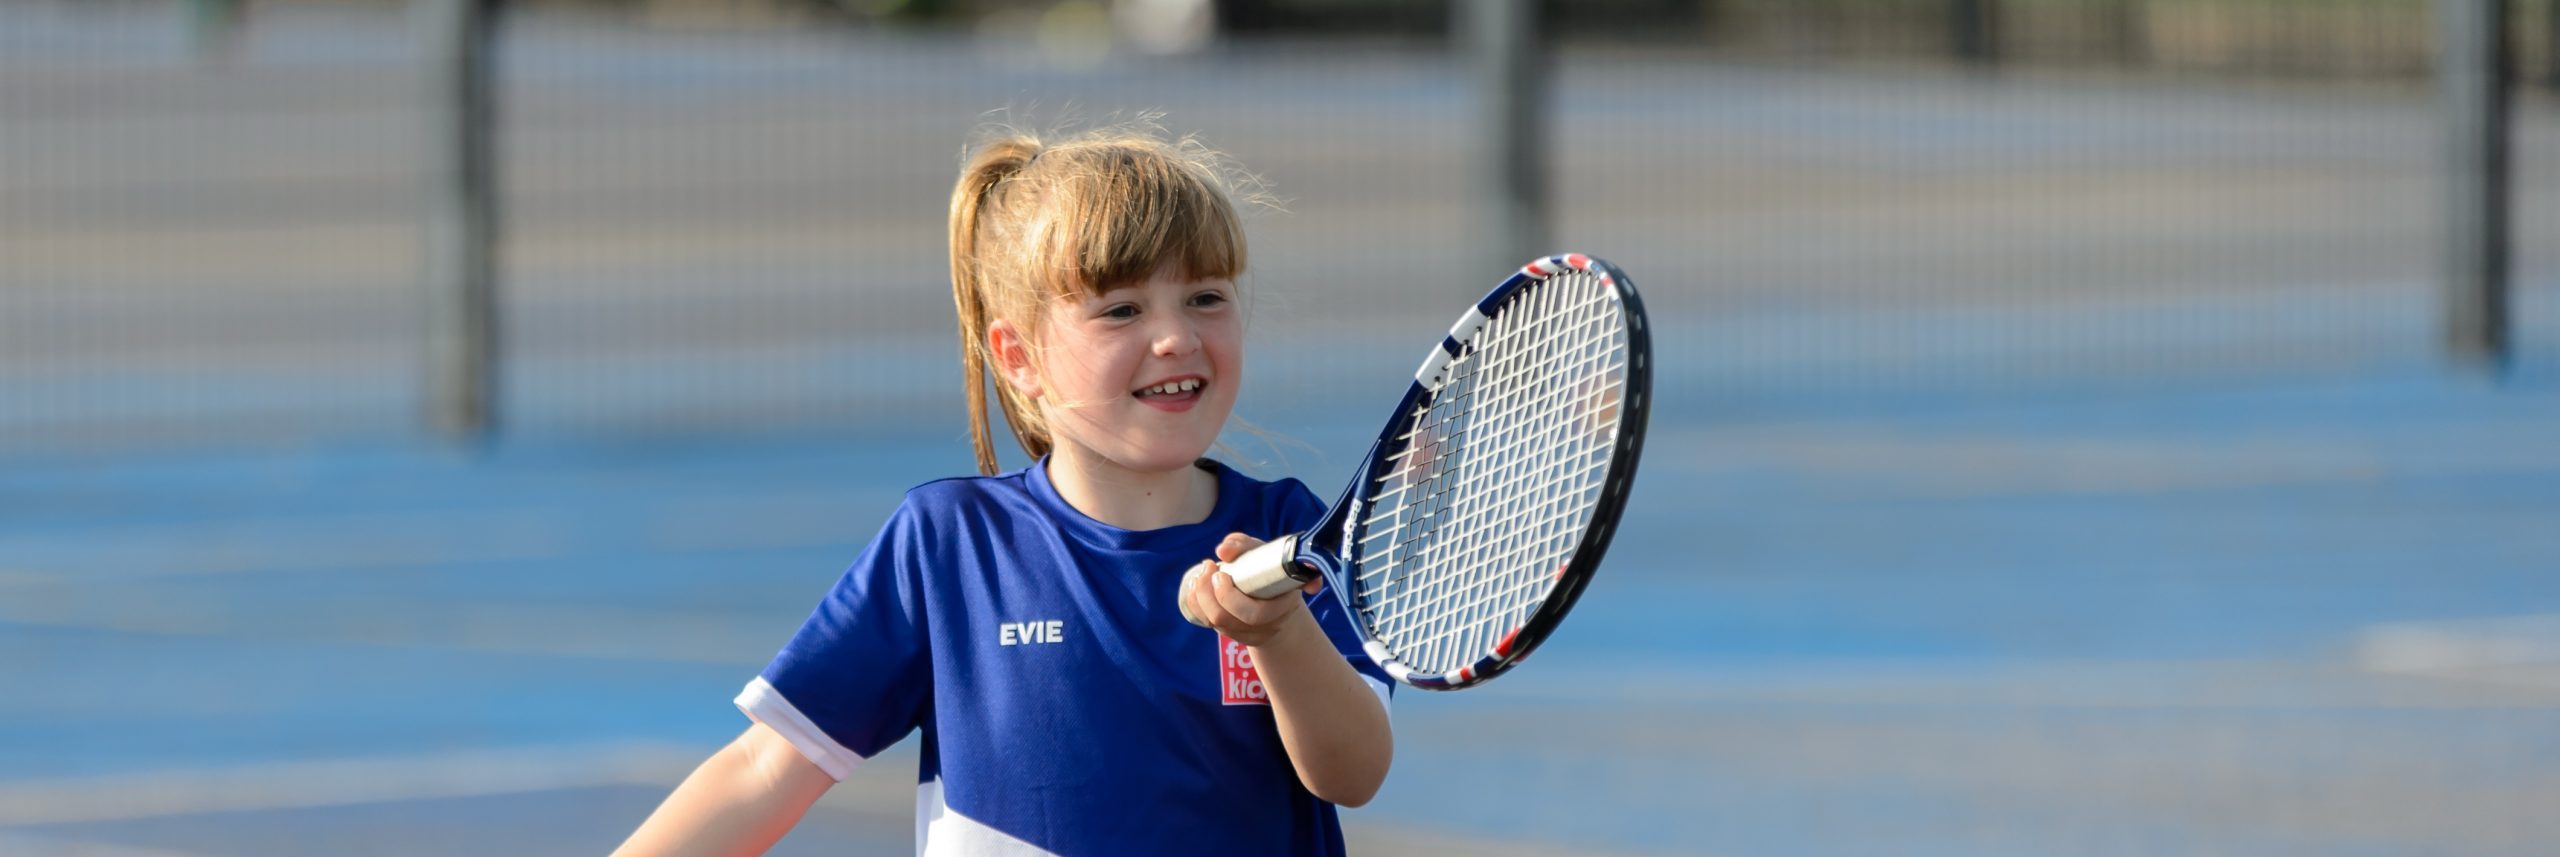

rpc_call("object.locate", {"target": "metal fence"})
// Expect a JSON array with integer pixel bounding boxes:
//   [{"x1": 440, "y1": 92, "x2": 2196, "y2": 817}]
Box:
[
  {"x1": 565, "y1": 0, "x2": 2559, "y2": 82},
  {"x1": 2, "y1": 0, "x2": 2553, "y2": 454}
]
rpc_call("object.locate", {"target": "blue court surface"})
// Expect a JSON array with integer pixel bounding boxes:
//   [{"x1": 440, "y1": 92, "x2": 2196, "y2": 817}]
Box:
[
  {"x1": 6, "y1": 358, "x2": 2560, "y2": 856},
  {"x1": 9, "y1": 4, "x2": 2560, "y2": 855}
]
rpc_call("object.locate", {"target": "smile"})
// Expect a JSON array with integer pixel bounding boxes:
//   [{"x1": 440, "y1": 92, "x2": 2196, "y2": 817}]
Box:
[
  {"x1": 1135, "y1": 379, "x2": 1202, "y2": 397},
  {"x1": 1133, "y1": 376, "x2": 1207, "y2": 411}
]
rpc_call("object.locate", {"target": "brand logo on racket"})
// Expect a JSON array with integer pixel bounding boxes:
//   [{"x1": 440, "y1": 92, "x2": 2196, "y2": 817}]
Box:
[
  {"x1": 1218, "y1": 635, "x2": 1267, "y2": 706},
  {"x1": 1338, "y1": 499, "x2": 1362, "y2": 563}
]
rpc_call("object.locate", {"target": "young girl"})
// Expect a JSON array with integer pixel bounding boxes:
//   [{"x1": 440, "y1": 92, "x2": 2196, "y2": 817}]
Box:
[{"x1": 610, "y1": 122, "x2": 1394, "y2": 857}]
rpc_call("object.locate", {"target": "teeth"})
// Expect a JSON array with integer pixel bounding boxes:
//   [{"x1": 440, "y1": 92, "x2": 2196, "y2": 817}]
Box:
[{"x1": 1140, "y1": 379, "x2": 1202, "y2": 397}]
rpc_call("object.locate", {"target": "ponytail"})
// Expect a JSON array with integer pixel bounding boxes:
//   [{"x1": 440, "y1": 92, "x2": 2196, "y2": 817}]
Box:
[{"x1": 950, "y1": 135, "x2": 1046, "y2": 475}]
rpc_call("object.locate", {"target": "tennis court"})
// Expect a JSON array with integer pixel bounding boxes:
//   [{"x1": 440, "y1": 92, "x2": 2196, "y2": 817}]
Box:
[{"x1": 6, "y1": 3, "x2": 2560, "y2": 854}]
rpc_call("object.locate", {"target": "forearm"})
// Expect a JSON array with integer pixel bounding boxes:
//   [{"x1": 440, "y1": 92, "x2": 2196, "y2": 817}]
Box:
[
  {"x1": 1251, "y1": 611, "x2": 1393, "y2": 807},
  {"x1": 612, "y1": 724, "x2": 835, "y2": 857}
]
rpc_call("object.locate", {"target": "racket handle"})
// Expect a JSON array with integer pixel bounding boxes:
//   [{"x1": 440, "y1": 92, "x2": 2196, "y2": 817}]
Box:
[
  {"x1": 1224, "y1": 534, "x2": 1309, "y2": 598},
  {"x1": 1176, "y1": 534, "x2": 1309, "y2": 628}
]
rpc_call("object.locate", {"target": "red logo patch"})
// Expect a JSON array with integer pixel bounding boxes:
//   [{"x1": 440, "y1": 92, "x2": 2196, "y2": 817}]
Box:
[{"x1": 1219, "y1": 635, "x2": 1267, "y2": 706}]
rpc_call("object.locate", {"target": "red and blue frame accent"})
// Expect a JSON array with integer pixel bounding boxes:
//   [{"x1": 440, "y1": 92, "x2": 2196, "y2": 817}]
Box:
[{"x1": 1290, "y1": 253, "x2": 1653, "y2": 691}]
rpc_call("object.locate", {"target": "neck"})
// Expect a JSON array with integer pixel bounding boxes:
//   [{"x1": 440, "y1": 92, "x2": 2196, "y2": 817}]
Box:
[{"x1": 1045, "y1": 445, "x2": 1218, "y2": 532}]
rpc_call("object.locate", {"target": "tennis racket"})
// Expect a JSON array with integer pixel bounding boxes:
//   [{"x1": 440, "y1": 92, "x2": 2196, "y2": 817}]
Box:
[{"x1": 1180, "y1": 253, "x2": 1650, "y2": 690}]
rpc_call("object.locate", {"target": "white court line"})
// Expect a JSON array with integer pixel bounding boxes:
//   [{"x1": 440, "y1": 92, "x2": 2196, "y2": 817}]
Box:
[
  {"x1": 0, "y1": 743, "x2": 704, "y2": 826},
  {"x1": 1459, "y1": 656, "x2": 2560, "y2": 710},
  {"x1": 0, "y1": 585, "x2": 779, "y2": 666},
  {"x1": 0, "y1": 745, "x2": 1665, "y2": 857},
  {"x1": 2358, "y1": 614, "x2": 2560, "y2": 690},
  {"x1": 0, "y1": 832, "x2": 222, "y2": 857},
  {"x1": 0, "y1": 489, "x2": 878, "y2": 582},
  {"x1": 0, "y1": 569, "x2": 61, "y2": 586}
]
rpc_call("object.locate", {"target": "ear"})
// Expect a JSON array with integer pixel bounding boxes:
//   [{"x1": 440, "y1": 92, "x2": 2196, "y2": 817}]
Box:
[{"x1": 987, "y1": 318, "x2": 1043, "y2": 400}]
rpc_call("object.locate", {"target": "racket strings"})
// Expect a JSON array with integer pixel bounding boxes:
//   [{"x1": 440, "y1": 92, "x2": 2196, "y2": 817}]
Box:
[
  {"x1": 1391, "y1": 289, "x2": 1611, "y2": 659},
  {"x1": 1409, "y1": 277, "x2": 1620, "y2": 669},
  {"x1": 1422, "y1": 281, "x2": 1624, "y2": 665},
  {"x1": 1352, "y1": 271, "x2": 1629, "y2": 675}
]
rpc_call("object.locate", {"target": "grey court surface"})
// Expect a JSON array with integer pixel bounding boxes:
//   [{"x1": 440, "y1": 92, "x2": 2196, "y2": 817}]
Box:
[{"x1": 7, "y1": 3, "x2": 2560, "y2": 856}]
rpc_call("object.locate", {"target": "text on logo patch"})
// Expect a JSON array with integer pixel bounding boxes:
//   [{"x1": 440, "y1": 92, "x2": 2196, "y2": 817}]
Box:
[{"x1": 1220, "y1": 635, "x2": 1267, "y2": 706}]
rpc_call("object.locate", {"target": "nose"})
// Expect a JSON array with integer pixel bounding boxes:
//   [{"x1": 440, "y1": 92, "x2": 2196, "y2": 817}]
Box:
[{"x1": 1150, "y1": 316, "x2": 1200, "y2": 358}]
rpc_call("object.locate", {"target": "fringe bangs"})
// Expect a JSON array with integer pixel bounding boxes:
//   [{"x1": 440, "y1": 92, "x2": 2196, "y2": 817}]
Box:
[{"x1": 1032, "y1": 141, "x2": 1248, "y2": 298}]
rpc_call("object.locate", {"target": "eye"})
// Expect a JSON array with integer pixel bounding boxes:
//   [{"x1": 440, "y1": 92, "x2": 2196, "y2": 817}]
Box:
[
  {"x1": 1189, "y1": 291, "x2": 1231, "y2": 309},
  {"x1": 1098, "y1": 303, "x2": 1140, "y2": 321}
]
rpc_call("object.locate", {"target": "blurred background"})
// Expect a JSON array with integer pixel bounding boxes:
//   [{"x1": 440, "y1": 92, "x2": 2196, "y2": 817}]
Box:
[{"x1": 3, "y1": 0, "x2": 2557, "y2": 854}]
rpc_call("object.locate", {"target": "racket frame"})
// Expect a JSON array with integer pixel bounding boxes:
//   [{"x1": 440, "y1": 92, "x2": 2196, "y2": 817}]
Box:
[{"x1": 1215, "y1": 253, "x2": 1652, "y2": 691}]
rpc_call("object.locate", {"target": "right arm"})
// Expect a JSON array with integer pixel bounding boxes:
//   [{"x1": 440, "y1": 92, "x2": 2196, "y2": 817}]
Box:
[{"x1": 610, "y1": 722, "x2": 837, "y2": 857}]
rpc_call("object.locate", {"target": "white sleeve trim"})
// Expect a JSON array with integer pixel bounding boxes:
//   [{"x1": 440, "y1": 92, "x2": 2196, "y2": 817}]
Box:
[
  {"x1": 1363, "y1": 674, "x2": 1393, "y2": 724},
  {"x1": 918, "y1": 778, "x2": 1060, "y2": 856},
  {"x1": 735, "y1": 676, "x2": 864, "y2": 782}
]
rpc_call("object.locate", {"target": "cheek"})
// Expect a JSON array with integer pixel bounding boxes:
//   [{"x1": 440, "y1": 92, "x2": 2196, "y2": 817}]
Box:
[
  {"x1": 1056, "y1": 350, "x2": 1116, "y2": 395},
  {"x1": 1201, "y1": 316, "x2": 1244, "y2": 363},
  {"x1": 1045, "y1": 331, "x2": 1136, "y2": 399},
  {"x1": 1211, "y1": 326, "x2": 1245, "y2": 381}
]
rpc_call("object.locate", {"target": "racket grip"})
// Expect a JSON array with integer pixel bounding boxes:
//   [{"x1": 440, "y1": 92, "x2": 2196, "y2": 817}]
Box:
[
  {"x1": 1223, "y1": 534, "x2": 1308, "y2": 599},
  {"x1": 1176, "y1": 534, "x2": 1308, "y2": 628}
]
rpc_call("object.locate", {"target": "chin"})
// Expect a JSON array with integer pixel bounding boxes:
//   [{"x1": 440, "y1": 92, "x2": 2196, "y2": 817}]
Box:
[
  {"x1": 1068, "y1": 402, "x2": 1233, "y2": 473},
  {"x1": 1134, "y1": 406, "x2": 1231, "y2": 470}
]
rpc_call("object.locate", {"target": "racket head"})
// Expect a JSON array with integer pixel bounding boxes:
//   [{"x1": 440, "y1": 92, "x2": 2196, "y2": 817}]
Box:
[{"x1": 1301, "y1": 253, "x2": 1652, "y2": 691}]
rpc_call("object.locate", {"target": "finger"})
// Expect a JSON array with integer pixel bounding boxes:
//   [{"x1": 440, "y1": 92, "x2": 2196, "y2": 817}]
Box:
[
  {"x1": 1207, "y1": 567, "x2": 1251, "y2": 618},
  {"x1": 1300, "y1": 576, "x2": 1325, "y2": 595},
  {"x1": 1187, "y1": 563, "x2": 1234, "y2": 628},
  {"x1": 1214, "y1": 532, "x2": 1261, "y2": 563},
  {"x1": 1177, "y1": 564, "x2": 1212, "y2": 627},
  {"x1": 1211, "y1": 568, "x2": 1290, "y2": 624}
]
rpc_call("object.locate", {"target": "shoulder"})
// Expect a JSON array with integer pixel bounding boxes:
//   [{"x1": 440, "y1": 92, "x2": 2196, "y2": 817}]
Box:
[
  {"x1": 1209, "y1": 461, "x2": 1326, "y2": 534},
  {"x1": 897, "y1": 468, "x2": 1036, "y2": 517},
  {"x1": 852, "y1": 469, "x2": 1044, "y2": 551}
]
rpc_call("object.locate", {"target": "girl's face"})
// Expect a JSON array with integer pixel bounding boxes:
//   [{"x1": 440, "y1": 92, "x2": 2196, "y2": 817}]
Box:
[{"x1": 1008, "y1": 263, "x2": 1242, "y2": 476}]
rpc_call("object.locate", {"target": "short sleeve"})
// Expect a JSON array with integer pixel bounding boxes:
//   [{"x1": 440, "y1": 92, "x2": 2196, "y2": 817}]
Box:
[
  {"x1": 735, "y1": 500, "x2": 933, "y2": 781},
  {"x1": 1274, "y1": 479, "x2": 1397, "y2": 706}
]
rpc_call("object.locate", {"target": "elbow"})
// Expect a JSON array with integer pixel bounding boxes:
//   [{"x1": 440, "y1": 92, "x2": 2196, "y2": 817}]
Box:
[
  {"x1": 1307, "y1": 751, "x2": 1391, "y2": 808},
  {"x1": 1317, "y1": 781, "x2": 1381, "y2": 809}
]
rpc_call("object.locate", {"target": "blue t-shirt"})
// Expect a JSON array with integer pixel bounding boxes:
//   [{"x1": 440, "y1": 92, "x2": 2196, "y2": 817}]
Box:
[{"x1": 736, "y1": 458, "x2": 1392, "y2": 857}]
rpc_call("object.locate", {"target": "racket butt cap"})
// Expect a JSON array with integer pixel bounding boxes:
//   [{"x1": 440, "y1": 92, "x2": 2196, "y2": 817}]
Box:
[{"x1": 1177, "y1": 564, "x2": 1211, "y2": 627}]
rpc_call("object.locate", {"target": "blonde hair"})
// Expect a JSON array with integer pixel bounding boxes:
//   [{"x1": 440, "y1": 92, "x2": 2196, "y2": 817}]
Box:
[{"x1": 949, "y1": 120, "x2": 1254, "y2": 475}]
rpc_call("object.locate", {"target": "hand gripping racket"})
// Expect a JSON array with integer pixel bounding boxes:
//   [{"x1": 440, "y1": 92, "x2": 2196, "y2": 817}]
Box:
[{"x1": 1180, "y1": 253, "x2": 1650, "y2": 690}]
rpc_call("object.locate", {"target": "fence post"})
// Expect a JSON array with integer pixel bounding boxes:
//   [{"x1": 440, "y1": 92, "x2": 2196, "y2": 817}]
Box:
[
  {"x1": 420, "y1": 0, "x2": 500, "y2": 441},
  {"x1": 188, "y1": 0, "x2": 245, "y2": 63},
  {"x1": 1465, "y1": 0, "x2": 1550, "y2": 283},
  {"x1": 1951, "y1": 0, "x2": 1998, "y2": 65},
  {"x1": 2438, "y1": 0, "x2": 2512, "y2": 372},
  {"x1": 2547, "y1": 0, "x2": 2559, "y2": 91},
  {"x1": 2108, "y1": 0, "x2": 2146, "y2": 66}
]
